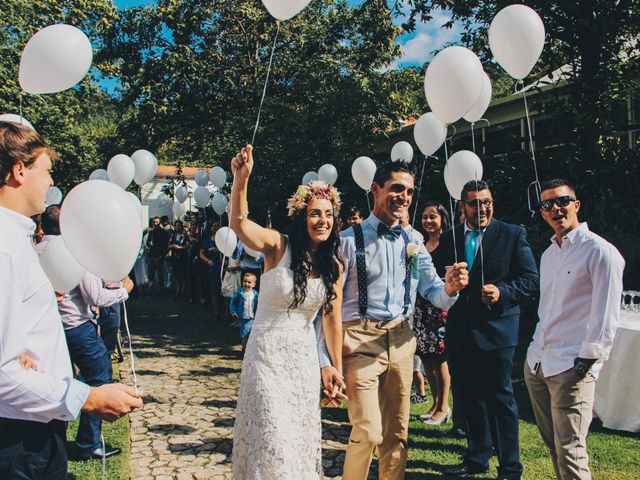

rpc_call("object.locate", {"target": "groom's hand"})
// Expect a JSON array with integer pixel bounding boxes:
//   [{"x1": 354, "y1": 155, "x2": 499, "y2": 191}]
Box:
[{"x1": 321, "y1": 366, "x2": 347, "y2": 407}]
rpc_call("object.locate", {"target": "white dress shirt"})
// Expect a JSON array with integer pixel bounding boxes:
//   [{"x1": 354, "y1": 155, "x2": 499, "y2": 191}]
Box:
[
  {"x1": 242, "y1": 290, "x2": 255, "y2": 319},
  {"x1": 526, "y1": 223, "x2": 625, "y2": 379},
  {"x1": 0, "y1": 206, "x2": 90, "y2": 422}
]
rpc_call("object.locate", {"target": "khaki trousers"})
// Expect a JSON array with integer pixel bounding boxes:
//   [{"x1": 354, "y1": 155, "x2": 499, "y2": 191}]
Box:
[
  {"x1": 342, "y1": 318, "x2": 416, "y2": 480},
  {"x1": 524, "y1": 364, "x2": 596, "y2": 480}
]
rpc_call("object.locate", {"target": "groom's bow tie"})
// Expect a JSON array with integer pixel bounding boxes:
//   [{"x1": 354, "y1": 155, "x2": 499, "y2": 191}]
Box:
[{"x1": 377, "y1": 223, "x2": 403, "y2": 239}]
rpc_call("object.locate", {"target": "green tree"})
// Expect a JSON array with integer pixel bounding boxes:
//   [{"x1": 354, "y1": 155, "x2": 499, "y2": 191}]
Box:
[
  {"x1": 0, "y1": 0, "x2": 121, "y2": 192},
  {"x1": 99, "y1": 0, "x2": 424, "y2": 223}
]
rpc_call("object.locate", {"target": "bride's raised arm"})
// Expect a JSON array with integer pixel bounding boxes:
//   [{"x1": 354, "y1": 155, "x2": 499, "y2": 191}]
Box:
[{"x1": 230, "y1": 145, "x2": 284, "y2": 268}]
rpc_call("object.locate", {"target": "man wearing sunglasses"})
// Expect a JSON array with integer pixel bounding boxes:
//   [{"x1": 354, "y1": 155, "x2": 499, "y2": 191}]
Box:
[
  {"x1": 435, "y1": 180, "x2": 539, "y2": 480},
  {"x1": 525, "y1": 179, "x2": 624, "y2": 480}
]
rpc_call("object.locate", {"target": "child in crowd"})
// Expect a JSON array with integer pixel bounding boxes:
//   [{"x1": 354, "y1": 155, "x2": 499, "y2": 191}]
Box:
[{"x1": 230, "y1": 272, "x2": 259, "y2": 351}]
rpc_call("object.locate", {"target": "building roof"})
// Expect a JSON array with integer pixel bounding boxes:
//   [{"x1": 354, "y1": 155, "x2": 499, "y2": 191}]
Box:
[{"x1": 155, "y1": 165, "x2": 202, "y2": 179}]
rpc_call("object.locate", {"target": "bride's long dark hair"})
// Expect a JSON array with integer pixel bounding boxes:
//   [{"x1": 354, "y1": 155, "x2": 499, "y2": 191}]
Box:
[{"x1": 287, "y1": 206, "x2": 343, "y2": 315}]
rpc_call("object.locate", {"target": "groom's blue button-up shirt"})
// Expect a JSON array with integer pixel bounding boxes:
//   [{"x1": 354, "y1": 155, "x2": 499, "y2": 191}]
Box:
[{"x1": 318, "y1": 213, "x2": 458, "y2": 367}]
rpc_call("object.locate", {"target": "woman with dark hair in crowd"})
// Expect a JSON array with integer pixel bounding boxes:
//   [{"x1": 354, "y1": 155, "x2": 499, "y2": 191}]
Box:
[
  {"x1": 413, "y1": 201, "x2": 453, "y2": 425},
  {"x1": 229, "y1": 145, "x2": 346, "y2": 479}
]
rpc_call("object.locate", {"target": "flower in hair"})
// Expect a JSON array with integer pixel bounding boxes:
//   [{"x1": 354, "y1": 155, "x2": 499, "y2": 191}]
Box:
[{"x1": 286, "y1": 181, "x2": 342, "y2": 217}]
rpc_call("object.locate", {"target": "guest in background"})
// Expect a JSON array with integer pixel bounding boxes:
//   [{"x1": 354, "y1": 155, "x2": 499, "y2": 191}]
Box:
[
  {"x1": 161, "y1": 215, "x2": 174, "y2": 291},
  {"x1": 345, "y1": 205, "x2": 363, "y2": 227},
  {"x1": 200, "y1": 222, "x2": 225, "y2": 323},
  {"x1": 230, "y1": 272, "x2": 259, "y2": 351},
  {"x1": 188, "y1": 221, "x2": 206, "y2": 304},
  {"x1": 238, "y1": 239, "x2": 263, "y2": 290},
  {"x1": 169, "y1": 219, "x2": 191, "y2": 299},
  {"x1": 525, "y1": 179, "x2": 624, "y2": 480},
  {"x1": 413, "y1": 202, "x2": 453, "y2": 426},
  {"x1": 146, "y1": 216, "x2": 170, "y2": 293}
]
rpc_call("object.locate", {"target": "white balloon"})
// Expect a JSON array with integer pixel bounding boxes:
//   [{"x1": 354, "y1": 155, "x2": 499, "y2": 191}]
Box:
[
  {"x1": 212, "y1": 193, "x2": 228, "y2": 216},
  {"x1": 131, "y1": 149, "x2": 157, "y2": 186},
  {"x1": 89, "y1": 169, "x2": 109, "y2": 181},
  {"x1": 127, "y1": 191, "x2": 142, "y2": 213},
  {"x1": 19, "y1": 24, "x2": 93, "y2": 95},
  {"x1": 45, "y1": 186, "x2": 63, "y2": 206},
  {"x1": 302, "y1": 171, "x2": 318, "y2": 184},
  {"x1": 413, "y1": 112, "x2": 447, "y2": 156},
  {"x1": 351, "y1": 156, "x2": 377, "y2": 191},
  {"x1": 175, "y1": 185, "x2": 188, "y2": 204},
  {"x1": 261, "y1": 0, "x2": 311, "y2": 21},
  {"x1": 156, "y1": 193, "x2": 170, "y2": 208},
  {"x1": 318, "y1": 164, "x2": 338, "y2": 185},
  {"x1": 195, "y1": 169, "x2": 209, "y2": 187},
  {"x1": 39, "y1": 236, "x2": 86, "y2": 294},
  {"x1": 214, "y1": 227, "x2": 238, "y2": 258},
  {"x1": 60, "y1": 180, "x2": 143, "y2": 281},
  {"x1": 0, "y1": 113, "x2": 35, "y2": 131},
  {"x1": 464, "y1": 72, "x2": 492, "y2": 123},
  {"x1": 172, "y1": 201, "x2": 186, "y2": 219},
  {"x1": 425, "y1": 46, "x2": 484, "y2": 124},
  {"x1": 391, "y1": 141, "x2": 414, "y2": 163},
  {"x1": 209, "y1": 166, "x2": 227, "y2": 189},
  {"x1": 194, "y1": 186, "x2": 211, "y2": 207},
  {"x1": 107, "y1": 154, "x2": 135, "y2": 189},
  {"x1": 489, "y1": 5, "x2": 545, "y2": 80},
  {"x1": 443, "y1": 150, "x2": 484, "y2": 200}
]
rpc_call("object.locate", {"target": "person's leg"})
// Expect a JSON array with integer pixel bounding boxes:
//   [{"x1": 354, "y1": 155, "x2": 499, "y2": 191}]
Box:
[
  {"x1": 547, "y1": 368, "x2": 596, "y2": 480},
  {"x1": 342, "y1": 321, "x2": 388, "y2": 480},
  {"x1": 447, "y1": 350, "x2": 468, "y2": 436},
  {"x1": 439, "y1": 359, "x2": 451, "y2": 414},
  {"x1": 65, "y1": 322, "x2": 112, "y2": 456},
  {"x1": 99, "y1": 304, "x2": 121, "y2": 357},
  {"x1": 478, "y1": 347, "x2": 522, "y2": 479},
  {"x1": 524, "y1": 364, "x2": 560, "y2": 478},
  {"x1": 378, "y1": 321, "x2": 416, "y2": 480},
  {"x1": 421, "y1": 357, "x2": 439, "y2": 414}
]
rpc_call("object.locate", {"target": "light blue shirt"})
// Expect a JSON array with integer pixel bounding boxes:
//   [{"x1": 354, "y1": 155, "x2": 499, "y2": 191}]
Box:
[{"x1": 317, "y1": 213, "x2": 458, "y2": 367}]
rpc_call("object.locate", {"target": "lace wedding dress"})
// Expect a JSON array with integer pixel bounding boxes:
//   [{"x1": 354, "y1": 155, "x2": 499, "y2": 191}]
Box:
[{"x1": 232, "y1": 239, "x2": 326, "y2": 479}]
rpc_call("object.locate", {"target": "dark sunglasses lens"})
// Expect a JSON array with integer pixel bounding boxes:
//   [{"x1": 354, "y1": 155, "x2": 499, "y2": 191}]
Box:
[
  {"x1": 539, "y1": 200, "x2": 552, "y2": 211},
  {"x1": 556, "y1": 196, "x2": 572, "y2": 207}
]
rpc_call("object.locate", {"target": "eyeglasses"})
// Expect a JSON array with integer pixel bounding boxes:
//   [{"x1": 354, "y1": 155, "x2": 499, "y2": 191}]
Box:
[
  {"x1": 539, "y1": 196, "x2": 576, "y2": 211},
  {"x1": 462, "y1": 199, "x2": 494, "y2": 208}
]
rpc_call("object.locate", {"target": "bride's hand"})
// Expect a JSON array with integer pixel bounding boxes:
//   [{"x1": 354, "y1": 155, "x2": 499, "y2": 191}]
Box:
[
  {"x1": 231, "y1": 144, "x2": 254, "y2": 180},
  {"x1": 321, "y1": 366, "x2": 347, "y2": 407}
]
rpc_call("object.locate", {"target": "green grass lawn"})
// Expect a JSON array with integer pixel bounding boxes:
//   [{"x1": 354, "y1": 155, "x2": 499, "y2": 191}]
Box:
[
  {"x1": 67, "y1": 363, "x2": 130, "y2": 480},
  {"x1": 405, "y1": 376, "x2": 640, "y2": 480}
]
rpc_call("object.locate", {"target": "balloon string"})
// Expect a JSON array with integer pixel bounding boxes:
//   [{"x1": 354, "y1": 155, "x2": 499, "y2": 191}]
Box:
[
  {"x1": 19, "y1": 92, "x2": 23, "y2": 123},
  {"x1": 251, "y1": 20, "x2": 281, "y2": 146},
  {"x1": 471, "y1": 122, "x2": 476, "y2": 153},
  {"x1": 473, "y1": 171, "x2": 486, "y2": 290},
  {"x1": 521, "y1": 83, "x2": 540, "y2": 201},
  {"x1": 444, "y1": 140, "x2": 458, "y2": 264},
  {"x1": 121, "y1": 301, "x2": 139, "y2": 396},
  {"x1": 101, "y1": 432, "x2": 106, "y2": 480},
  {"x1": 411, "y1": 155, "x2": 428, "y2": 228},
  {"x1": 365, "y1": 190, "x2": 371, "y2": 213}
]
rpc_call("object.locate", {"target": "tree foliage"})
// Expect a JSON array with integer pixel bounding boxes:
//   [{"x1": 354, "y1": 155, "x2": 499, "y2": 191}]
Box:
[
  {"x1": 98, "y1": 0, "x2": 424, "y2": 222},
  {"x1": 0, "y1": 0, "x2": 122, "y2": 192}
]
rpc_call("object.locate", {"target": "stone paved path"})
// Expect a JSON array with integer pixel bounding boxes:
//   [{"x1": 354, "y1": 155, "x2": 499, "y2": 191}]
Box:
[{"x1": 120, "y1": 296, "x2": 373, "y2": 480}]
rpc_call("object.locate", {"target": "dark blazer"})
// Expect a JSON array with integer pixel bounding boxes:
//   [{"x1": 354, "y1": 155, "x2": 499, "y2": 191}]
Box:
[{"x1": 432, "y1": 219, "x2": 539, "y2": 352}]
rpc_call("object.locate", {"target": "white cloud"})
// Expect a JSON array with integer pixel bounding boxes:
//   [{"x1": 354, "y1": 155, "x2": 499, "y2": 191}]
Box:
[{"x1": 388, "y1": 8, "x2": 461, "y2": 70}]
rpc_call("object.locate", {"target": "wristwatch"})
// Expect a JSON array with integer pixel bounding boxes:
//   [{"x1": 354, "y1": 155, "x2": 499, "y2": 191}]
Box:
[{"x1": 574, "y1": 358, "x2": 592, "y2": 378}]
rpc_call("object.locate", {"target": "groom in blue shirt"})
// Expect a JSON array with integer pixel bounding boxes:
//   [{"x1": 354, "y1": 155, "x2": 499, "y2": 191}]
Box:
[{"x1": 320, "y1": 161, "x2": 468, "y2": 480}]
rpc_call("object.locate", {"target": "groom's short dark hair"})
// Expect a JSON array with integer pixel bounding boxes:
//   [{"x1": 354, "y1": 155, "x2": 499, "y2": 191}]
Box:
[{"x1": 373, "y1": 161, "x2": 414, "y2": 188}]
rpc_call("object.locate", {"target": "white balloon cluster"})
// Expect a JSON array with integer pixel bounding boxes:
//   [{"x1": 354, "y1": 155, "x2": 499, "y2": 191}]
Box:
[{"x1": 261, "y1": 0, "x2": 311, "y2": 21}]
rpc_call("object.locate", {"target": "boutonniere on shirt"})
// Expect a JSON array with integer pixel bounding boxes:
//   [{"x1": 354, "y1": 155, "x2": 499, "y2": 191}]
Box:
[{"x1": 405, "y1": 243, "x2": 420, "y2": 272}]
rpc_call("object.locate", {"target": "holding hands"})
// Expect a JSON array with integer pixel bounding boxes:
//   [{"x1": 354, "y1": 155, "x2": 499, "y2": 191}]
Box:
[
  {"x1": 444, "y1": 262, "x2": 469, "y2": 296},
  {"x1": 321, "y1": 366, "x2": 348, "y2": 408}
]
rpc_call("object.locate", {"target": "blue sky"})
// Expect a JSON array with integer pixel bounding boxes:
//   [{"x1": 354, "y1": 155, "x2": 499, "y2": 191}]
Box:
[{"x1": 112, "y1": 0, "x2": 461, "y2": 70}]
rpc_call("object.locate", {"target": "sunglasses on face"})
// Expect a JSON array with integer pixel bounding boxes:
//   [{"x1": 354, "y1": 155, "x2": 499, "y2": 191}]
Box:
[
  {"x1": 462, "y1": 199, "x2": 494, "y2": 208},
  {"x1": 539, "y1": 195, "x2": 576, "y2": 211}
]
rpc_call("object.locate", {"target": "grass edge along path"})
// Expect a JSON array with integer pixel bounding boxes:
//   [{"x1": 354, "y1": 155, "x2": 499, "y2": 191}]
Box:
[{"x1": 67, "y1": 363, "x2": 131, "y2": 480}]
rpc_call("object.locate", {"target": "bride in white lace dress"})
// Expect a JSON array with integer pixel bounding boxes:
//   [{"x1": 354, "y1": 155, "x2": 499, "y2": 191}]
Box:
[{"x1": 229, "y1": 145, "x2": 347, "y2": 479}]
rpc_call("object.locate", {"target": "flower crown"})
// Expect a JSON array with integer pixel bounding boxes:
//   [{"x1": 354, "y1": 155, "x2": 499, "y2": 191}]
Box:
[{"x1": 286, "y1": 181, "x2": 342, "y2": 217}]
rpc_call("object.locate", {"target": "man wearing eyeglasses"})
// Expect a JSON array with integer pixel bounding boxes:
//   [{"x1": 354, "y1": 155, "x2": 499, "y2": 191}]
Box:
[
  {"x1": 524, "y1": 179, "x2": 624, "y2": 480},
  {"x1": 434, "y1": 180, "x2": 539, "y2": 480}
]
